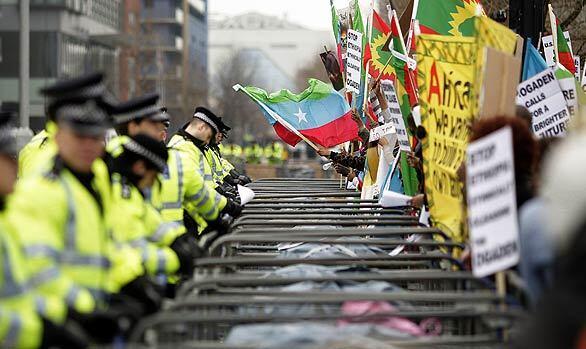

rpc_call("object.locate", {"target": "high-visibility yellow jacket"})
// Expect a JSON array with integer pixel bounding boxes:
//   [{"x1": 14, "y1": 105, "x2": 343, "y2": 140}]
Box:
[
  {"x1": 204, "y1": 147, "x2": 228, "y2": 183},
  {"x1": 109, "y1": 172, "x2": 183, "y2": 276},
  {"x1": 151, "y1": 148, "x2": 227, "y2": 234},
  {"x1": 7, "y1": 157, "x2": 115, "y2": 315},
  {"x1": 18, "y1": 122, "x2": 58, "y2": 178},
  {"x1": 0, "y1": 214, "x2": 67, "y2": 348},
  {"x1": 168, "y1": 133, "x2": 216, "y2": 187}
]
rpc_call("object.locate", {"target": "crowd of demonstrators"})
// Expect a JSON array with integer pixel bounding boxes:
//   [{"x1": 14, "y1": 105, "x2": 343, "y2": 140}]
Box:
[
  {"x1": 312, "y1": 68, "x2": 586, "y2": 348},
  {"x1": 0, "y1": 72, "x2": 250, "y2": 348}
]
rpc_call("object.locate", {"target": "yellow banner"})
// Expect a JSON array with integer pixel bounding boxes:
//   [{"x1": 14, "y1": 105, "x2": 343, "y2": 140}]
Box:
[{"x1": 416, "y1": 35, "x2": 478, "y2": 243}]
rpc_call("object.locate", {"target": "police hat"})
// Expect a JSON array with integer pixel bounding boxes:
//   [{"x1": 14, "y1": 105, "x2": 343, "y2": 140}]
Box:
[
  {"x1": 123, "y1": 134, "x2": 169, "y2": 172},
  {"x1": 0, "y1": 111, "x2": 16, "y2": 157},
  {"x1": 41, "y1": 73, "x2": 105, "y2": 102},
  {"x1": 52, "y1": 97, "x2": 111, "y2": 137},
  {"x1": 111, "y1": 93, "x2": 169, "y2": 125},
  {"x1": 41, "y1": 73, "x2": 106, "y2": 121},
  {"x1": 193, "y1": 107, "x2": 221, "y2": 134}
]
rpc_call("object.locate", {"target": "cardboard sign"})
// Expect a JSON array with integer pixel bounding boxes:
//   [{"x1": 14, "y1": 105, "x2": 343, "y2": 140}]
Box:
[
  {"x1": 466, "y1": 126, "x2": 520, "y2": 278},
  {"x1": 381, "y1": 80, "x2": 411, "y2": 152},
  {"x1": 516, "y1": 68, "x2": 570, "y2": 137},
  {"x1": 479, "y1": 47, "x2": 522, "y2": 119},
  {"x1": 542, "y1": 32, "x2": 572, "y2": 67},
  {"x1": 346, "y1": 29, "x2": 363, "y2": 94},
  {"x1": 369, "y1": 123, "x2": 396, "y2": 142}
]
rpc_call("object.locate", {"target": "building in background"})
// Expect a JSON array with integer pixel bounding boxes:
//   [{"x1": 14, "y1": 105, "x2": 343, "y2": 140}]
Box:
[
  {"x1": 0, "y1": 0, "x2": 122, "y2": 130},
  {"x1": 134, "y1": 0, "x2": 209, "y2": 126},
  {"x1": 208, "y1": 12, "x2": 333, "y2": 92}
]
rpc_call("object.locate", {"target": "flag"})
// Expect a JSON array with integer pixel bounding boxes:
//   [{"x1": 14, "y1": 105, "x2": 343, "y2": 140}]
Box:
[
  {"x1": 549, "y1": 5, "x2": 576, "y2": 75},
  {"x1": 413, "y1": 0, "x2": 482, "y2": 36},
  {"x1": 522, "y1": 39, "x2": 548, "y2": 81},
  {"x1": 352, "y1": 0, "x2": 368, "y2": 120},
  {"x1": 329, "y1": 0, "x2": 344, "y2": 74},
  {"x1": 239, "y1": 79, "x2": 358, "y2": 148},
  {"x1": 367, "y1": 10, "x2": 393, "y2": 80}
]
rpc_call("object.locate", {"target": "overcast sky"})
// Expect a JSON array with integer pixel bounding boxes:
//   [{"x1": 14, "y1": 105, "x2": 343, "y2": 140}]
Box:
[{"x1": 208, "y1": 0, "x2": 368, "y2": 31}]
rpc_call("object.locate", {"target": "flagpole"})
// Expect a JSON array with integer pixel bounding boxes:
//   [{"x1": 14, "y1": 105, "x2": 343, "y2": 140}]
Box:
[
  {"x1": 233, "y1": 84, "x2": 320, "y2": 151},
  {"x1": 548, "y1": 4, "x2": 559, "y2": 67}
]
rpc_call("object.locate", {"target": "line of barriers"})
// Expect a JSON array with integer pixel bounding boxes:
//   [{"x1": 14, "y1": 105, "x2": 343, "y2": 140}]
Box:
[{"x1": 119, "y1": 178, "x2": 527, "y2": 349}]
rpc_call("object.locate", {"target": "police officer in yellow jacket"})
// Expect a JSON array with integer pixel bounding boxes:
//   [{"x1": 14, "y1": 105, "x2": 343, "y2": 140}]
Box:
[
  {"x1": 106, "y1": 133, "x2": 200, "y2": 279},
  {"x1": 0, "y1": 111, "x2": 88, "y2": 348},
  {"x1": 160, "y1": 107, "x2": 242, "y2": 234},
  {"x1": 18, "y1": 73, "x2": 105, "y2": 178},
  {"x1": 8, "y1": 80, "x2": 157, "y2": 343}
]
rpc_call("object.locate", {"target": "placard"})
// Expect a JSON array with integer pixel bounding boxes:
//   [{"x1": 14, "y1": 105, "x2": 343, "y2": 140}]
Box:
[
  {"x1": 369, "y1": 123, "x2": 395, "y2": 142},
  {"x1": 346, "y1": 29, "x2": 363, "y2": 94},
  {"x1": 574, "y1": 56, "x2": 581, "y2": 81},
  {"x1": 381, "y1": 80, "x2": 411, "y2": 152},
  {"x1": 541, "y1": 32, "x2": 572, "y2": 67},
  {"x1": 466, "y1": 126, "x2": 520, "y2": 278},
  {"x1": 516, "y1": 68, "x2": 570, "y2": 137}
]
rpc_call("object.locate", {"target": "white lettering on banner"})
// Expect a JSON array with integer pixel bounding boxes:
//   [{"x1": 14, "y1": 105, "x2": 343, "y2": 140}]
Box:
[
  {"x1": 574, "y1": 56, "x2": 581, "y2": 81},
  {"x1": 346, "y1": 29, "x2": 363, "y2": 94},
  {"x1": 369, "y1": 123, "x2": 396, "y2": 142},
  {"x1": 541, "y1": 32, "x2": 572, "y2": 67},
  {"x1": 381, "y1": 80, "x2": 411, "y2": 152},
  {"x1": 516, "y1": 68, "x2": 570, "y2": 138},
  {"x1": 466, "y1": 126, "x2": 520, "y2": 278}
]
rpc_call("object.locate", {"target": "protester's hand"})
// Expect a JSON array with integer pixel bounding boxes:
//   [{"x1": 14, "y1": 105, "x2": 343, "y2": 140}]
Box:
[
  {"x1": 351, "y1": 109, "x2": 365, "y2": 128},
  {"x1": 334, "y1": 163, "x2": 351, "y2": 177},
  {"x1": 406, "y1": 152, "x2": 421, "y2": 168},
  {"x1": 316, "y1": 145, "x2": 331, "y2": 157},
  {"x1": 408, "y1": 194, "x2": 425, "y2": 208}
]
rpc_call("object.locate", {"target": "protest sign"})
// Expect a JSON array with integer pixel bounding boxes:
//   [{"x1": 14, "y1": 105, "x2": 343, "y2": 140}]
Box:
[
  {"x1": 542, "y1": 32, "x2": 572, "y2": 67},
  {"x1": 346, "y1": 29, "x2": 363, "y2": 94},
  {"x1": 381, "y1": 80, "x2": 411, "y2": 151},
  {"x1": 556, "y1": 67, "x2": 580, "y2": 118},
  {"x1": 416, "y1": 34, "x2": 478, "y2": 243},
  {"x1": 575, "y1": 56, "x2": 581, "y2": 81},
  {"x1": 516, "y1": 68, "x2": 570, "y2": 137},
  {"x1": 466, "y1": 126, "x2": 520, "y2": 278},
  {"x1": 583, "y1": 61, "x2": 586, "y2": 91},
  {"x1": 237, "y1": 185, "x2": 255, "y2": 205},
  {"x1": 479, "y1": 47, "x2": 522, "y2": 119},
  {"x1": 369, "y1": 123, "x2": 395, "y2": 142}
]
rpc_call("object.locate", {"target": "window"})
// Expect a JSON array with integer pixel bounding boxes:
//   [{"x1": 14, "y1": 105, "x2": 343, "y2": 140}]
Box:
[
  {"x1": 144, "y1": 0, "x2": 153, "y2": 8},
  {"x1": 128, "y1": 12, "x2": 135, "y2": 26}
]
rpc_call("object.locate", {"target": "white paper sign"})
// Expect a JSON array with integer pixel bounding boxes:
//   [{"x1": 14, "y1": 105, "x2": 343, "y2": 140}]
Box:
[
  {"x1": 466, "y1": 126, "x2": 520, "y2": 278},
  {"x1": 582, "y1": 61, "x2": 586, "y2": 91},
  {"x1": 369, "y1": 123, "x2": 395, "y2": 142},
  {"x1": 346, "y1": 29, "x2": 363, "y2": 94},
  {"x1": 381, "y1": 80, "x2": 411, "y2": 152},
  {"x1": 237, "y1": 185, "x2": 255, "y2": 205},
  {"x1": 541, "y1": 32, "x2": 572, "y2": 67},
  {"x1": 557, "y1": 69, "x2": 579, "y2": 118},
  {"x1": 516, "y1": 68, "x2": 570, "y2": 137},
  {"x1": 419, "y1": 205, "x2": 430, "y2": 227},
  {"x1": 574, "y1": 56, "x2": 581, "y2": 81},
  {"x1": 380, "y1": 190, "x2": 412, "y2": 208}
]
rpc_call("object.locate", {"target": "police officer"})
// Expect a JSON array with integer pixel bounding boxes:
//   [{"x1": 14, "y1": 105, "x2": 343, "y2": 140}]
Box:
[
  {"x1": 0, "y1": 112, "x2": 88, "y2": 348},
  {"x1": 8, "y1": 81, "x2": 151, "y2": 343},
  {"x1": 210, "y1": 119, "x2": 251, "y2": 187},
  {"x1": 107, "y1": 93, "x2": 170, "y2": 158},
  {"x1": 107, "y1": 134, "x2": 200, "y2": 280},
  {"x1": 18, "y1": 73, "x2": 106, "y2": 178},
  {"x1": 157, "y1": 107, "x2": 241, "y2": 235}
]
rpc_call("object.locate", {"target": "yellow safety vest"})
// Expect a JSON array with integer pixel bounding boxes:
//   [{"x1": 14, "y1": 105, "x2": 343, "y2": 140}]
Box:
[{"x1": 18, "y1": 122, "x2": 58, "y2": 178}]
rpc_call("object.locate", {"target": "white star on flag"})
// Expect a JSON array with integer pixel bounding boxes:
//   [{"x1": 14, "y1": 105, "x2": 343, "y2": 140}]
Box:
[{"x1": 294, "y1": 107, "x2": 308, "y2": 123}]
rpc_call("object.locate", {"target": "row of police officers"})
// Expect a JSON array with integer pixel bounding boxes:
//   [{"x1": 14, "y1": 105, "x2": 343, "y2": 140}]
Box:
[{"x1": 0, "y1": 72, "x2": 250, "y2": 348}]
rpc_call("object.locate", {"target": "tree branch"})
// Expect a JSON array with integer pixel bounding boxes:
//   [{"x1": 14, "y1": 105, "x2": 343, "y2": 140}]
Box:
[{"x1": 561, "y1": 0, "x2": 585, "y2": 28}]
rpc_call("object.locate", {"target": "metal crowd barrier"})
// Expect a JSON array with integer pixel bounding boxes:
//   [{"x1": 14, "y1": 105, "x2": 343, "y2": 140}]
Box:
[{"x1": 123, "y1": 178, "x2": 526, "y2": 349}]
